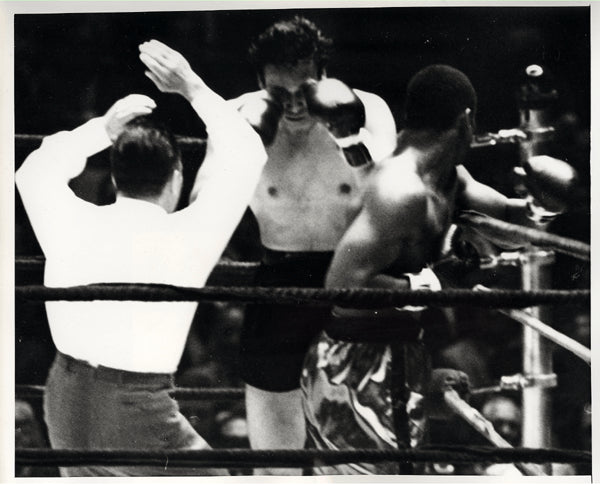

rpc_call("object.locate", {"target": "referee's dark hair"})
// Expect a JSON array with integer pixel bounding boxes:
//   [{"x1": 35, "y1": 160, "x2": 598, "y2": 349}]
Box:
[{"x1": 110, "y1": 116, "x2": 181, "y2": 198}]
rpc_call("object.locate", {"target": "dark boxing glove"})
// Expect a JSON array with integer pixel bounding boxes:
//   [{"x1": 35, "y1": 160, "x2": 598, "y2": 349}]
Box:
[
  {"x1": 522, "y1": 155, "x2": 579, "y2": 224},
  {"x1": 301, "y1": 78, "x2": 373, "y2": 167},
  {"x1": 237, "y1": 92, "x2": 283, "y2": 146},
  {"x1": 434, "y1": 224, "x2": 485, "y2": 285},
  {"x1": 425, "y1": 368, "x2": 471, "y2": 420},
  {"x1": 445, "y1": 224, "x2": 482, "y2": 266}
]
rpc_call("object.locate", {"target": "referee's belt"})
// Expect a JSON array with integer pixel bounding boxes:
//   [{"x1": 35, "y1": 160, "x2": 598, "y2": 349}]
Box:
[{"x1": 56, "y1": 351, "x2": 175, "y2": 387}]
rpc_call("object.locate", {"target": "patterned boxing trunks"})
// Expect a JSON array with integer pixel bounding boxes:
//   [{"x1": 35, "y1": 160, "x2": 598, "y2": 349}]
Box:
[{"x1": 301, "y1": 312, "x2": 432, "y2": 475}]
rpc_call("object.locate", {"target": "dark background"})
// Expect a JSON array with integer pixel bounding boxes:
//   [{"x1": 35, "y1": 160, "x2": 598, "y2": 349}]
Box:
[
  {"x1": 14, "y1": 5, "x2": 591, "y2": 459},
  {"x1": 15, "y1": 7, "x2": 590, "y2": 135}
]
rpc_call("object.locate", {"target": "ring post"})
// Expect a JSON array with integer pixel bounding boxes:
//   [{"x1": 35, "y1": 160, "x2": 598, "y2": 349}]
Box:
[
  {"x1": 520, "y1": 249, "x2": 555, "y2": 456},
  {"x1": 516, "y1": 64, "x2": 558, "y2": 468}
]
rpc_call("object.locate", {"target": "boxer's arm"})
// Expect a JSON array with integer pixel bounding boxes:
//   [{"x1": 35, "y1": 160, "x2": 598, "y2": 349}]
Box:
[
  {"x1": 456, "y1": 165, "x2": 530, "y2": 222},
  {"x1": 326, "y1": 177, "x2": 424, "y2": 291},
  {"x1": 455, "y1": 165, "x2": 533, "y2": 249}
]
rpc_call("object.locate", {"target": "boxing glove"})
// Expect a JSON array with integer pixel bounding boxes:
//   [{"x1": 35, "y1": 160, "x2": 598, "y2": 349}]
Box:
[
  {"x1": 425, "y1": 368, "x2": 471, "y2": 420},
  {"x1": 237, "y1": 92, "x2": 283, "y2": 146},
  {"x1": 433, "y1": 224, "x2": 488, "y2": 285},
  {"x1": 522, "y1": 155, "x2": 578, "y2": 223},
  {"x1": 444, "y1": 225, "x2": 481, "y2": 266},
  {"x1": 301, "y1": 78, "x2": 373, "y2": 167}
]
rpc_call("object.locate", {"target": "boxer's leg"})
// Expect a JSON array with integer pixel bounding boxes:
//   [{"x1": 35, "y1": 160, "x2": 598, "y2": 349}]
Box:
[{"x1": 245, "y1": 385, "x2": 305, "y2": 475}]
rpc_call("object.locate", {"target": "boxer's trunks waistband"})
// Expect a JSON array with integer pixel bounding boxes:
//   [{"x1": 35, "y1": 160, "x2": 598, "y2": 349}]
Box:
[
  {"x1": 325, "y1": 311, "x2": 424, "y2": 343},
  {"x1": 261, "y1": 248, "x2": 334, "y2": 266}
]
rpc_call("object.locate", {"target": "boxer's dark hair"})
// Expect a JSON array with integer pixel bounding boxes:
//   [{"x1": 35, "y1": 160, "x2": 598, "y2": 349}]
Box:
[
  {"x1": 110, "y1": 116, "x2": 181, "y2": 197},
  {"x1": 404, "y1": 65, "x2": 477, "y2": 131},
  {"x1": 249, "y1": 16, "x2": 333, "y2": 83}
]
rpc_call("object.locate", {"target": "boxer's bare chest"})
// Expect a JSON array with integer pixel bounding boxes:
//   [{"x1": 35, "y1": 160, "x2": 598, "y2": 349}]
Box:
[{"x1": 250, "y1": 124, "x2": 364, "y2": 250}]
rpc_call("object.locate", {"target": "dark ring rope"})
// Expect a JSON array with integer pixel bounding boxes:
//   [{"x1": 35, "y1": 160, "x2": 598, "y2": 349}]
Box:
[
  {"x1": 15, "y1": 257, "x2": 259, "y2": 288},
  {"x1": 15, "y1": 446, "x2": 590, "y2": 467},
  {"x1": 16, "y1": 384, "x2": 244, "y2": 401},
  {"x1": 15, "y1": 256, "x2": 258, "y2": 271},
  {"x1": 15, "y1": 217, "x2": 590, "y2": 277},
  {"x1": 15, "y1": 133, "x2": 206, "y2": 150},
  {"x1": 458, "y1": 211, "x2": 590, "y2": 261},
  {"x1": 15, "y1": 257, "x2": 259, "y2": 286},
  {"x1": 11, "y1": 383, "x2": 548, "y2": 401},
  {"x1": 15, "y1": 284, "x2": 590, "y2": 308}
]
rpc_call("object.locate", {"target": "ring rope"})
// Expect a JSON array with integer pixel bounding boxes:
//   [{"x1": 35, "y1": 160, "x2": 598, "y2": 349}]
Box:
[
  {"x1": 13, "y1": 382, "x2": 545, "y2": 401},
  {"x1": 13, "y1": 378, "x2": 558, "y2": 401},
  {"x1": 15, "y1": 257, "x2": 259, "y2": 285},
  {"x1": 15, "y1": 446, "x2": 590, "y2": 468},
  {"x1": 475, "y1": 285, "x2": 591, "y2": 364},
  {"x1": 16, "y1": 384, "x2": 244, "y2": 401},
  {"x1": 443, "y1": 389, "x2": 545, "y2": 476},
  {"x1": 15, "y1": 283, "x2": 589, "y2": 307},
  {"x1": 15, "y1": 256, "x2": 258, "y2": 271},
  {"x1": 15, "y1": 133, "x2": 207, "y2": 150},
  {"x1": 501, "y1": 309, "x2": 590, "y2": 364},
  {"x1": 458, "y1": 211, "x2": 590, "y2": 261}
]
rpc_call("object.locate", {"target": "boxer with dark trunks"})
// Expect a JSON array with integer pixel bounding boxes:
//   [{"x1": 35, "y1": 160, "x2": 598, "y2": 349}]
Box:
[{"x1": 230, "y1": 16, "x2": 397, "y2": 474}]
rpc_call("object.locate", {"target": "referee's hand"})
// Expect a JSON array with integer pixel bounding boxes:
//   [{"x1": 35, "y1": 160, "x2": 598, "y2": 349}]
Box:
[{"x1": 103, "y1": 94, "x2": 156, "y2": 142}]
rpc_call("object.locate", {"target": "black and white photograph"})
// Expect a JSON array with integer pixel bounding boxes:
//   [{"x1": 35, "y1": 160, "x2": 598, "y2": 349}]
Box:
[{"x1": 3, "y1": 1, "x2": 594, "y2": 481}]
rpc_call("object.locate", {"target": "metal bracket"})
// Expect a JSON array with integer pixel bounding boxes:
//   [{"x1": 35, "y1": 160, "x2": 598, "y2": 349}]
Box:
[
  {"x1": 479, "y1": 249, "x2": 555, "y2": 270},
  {"x1": 500, "y1": 372, "x2": 558, "y2": 391}
]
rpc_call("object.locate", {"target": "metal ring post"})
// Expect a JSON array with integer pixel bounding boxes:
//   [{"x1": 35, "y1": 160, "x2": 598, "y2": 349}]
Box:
[{"x1": 520, "y1": 250, "x2": 555, "y2": 457}]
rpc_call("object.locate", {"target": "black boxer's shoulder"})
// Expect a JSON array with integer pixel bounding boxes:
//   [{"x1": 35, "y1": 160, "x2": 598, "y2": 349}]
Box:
[{"x1": 369, "y1": 156, "x2": 425, "y2": 209}]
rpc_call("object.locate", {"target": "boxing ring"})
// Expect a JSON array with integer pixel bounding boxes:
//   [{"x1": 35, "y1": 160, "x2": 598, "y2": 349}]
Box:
[
  {"x1": 13, "y1": 214, "x2": 591, "y2": 474},
  {"x1": 13, "y1": 65, "x2": 591, "y2": 475}
]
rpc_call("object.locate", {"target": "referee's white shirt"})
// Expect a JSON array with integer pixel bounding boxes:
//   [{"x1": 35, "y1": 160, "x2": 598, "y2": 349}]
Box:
[{"x1": 16, "y1": 89, "x2": 267, "y2": 373}]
